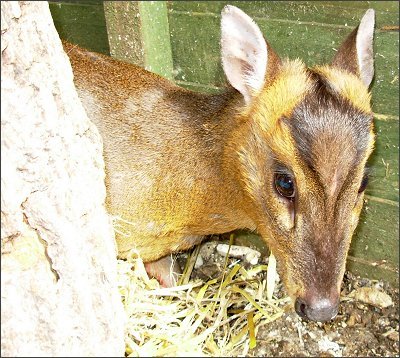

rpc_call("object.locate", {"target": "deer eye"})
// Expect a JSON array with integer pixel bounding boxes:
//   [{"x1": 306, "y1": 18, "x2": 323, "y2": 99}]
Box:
[
  {"x1": 358, "y1": 173, "x2": 369, "y2": 193},
  {"x1": 274, "y1": 173, "x2": 295, "y2": 199}
]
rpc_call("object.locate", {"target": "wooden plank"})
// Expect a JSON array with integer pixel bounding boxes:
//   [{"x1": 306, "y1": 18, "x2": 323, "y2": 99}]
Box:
[
  {"x1": 48, "y1": 0, "x2": 104, "y2": 5},
  {"x1": 103, "y1": 1, "x2": 145, "y2": 67},
  {"x1": 104, "y1": 1, "x2": 173, "y2": 80},
  {"x1": 168, "y1": 1, "x2": 399, "y2": 26},
  {"x1": 49, "y1": 1, "x2": 106, "y2": 25},
  {"x1": 49, "y1": 2, "x2": 109, "y2": 54},
  {"x1": 168, "y1": 12, "x2": 399, "y2": 115},
  {"x1": 347, "y1": 255, "x2": 398, "y2": 285},
  {"x1": 138, "y1": 1, "x2": 173, "y2": 79},
  {"x1": 366, "y1": 119, "x2": 399, "y2": 202},
  {"x1": 371, "y1": 32, "x2": 399, "y2": 116},
  {"x1": 168, "y1": 12, "x2": 221, "y2": 85},
  {"x1": 350, "y1": 198, "x2": 399, "y2": 282}
]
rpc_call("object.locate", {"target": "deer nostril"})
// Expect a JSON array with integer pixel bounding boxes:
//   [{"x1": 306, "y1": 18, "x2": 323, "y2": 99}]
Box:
[{"x1": 295, "y1": 297, "x2": 308, "y2": 319}]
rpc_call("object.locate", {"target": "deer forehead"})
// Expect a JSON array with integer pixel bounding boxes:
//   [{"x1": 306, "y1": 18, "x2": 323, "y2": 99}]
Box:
[
  {"x1": 241, "y1": 61, "x2": 374, "y2": 199},
  {"x1": 249, "y1": 61, "x2": 372, "y2": 131}
]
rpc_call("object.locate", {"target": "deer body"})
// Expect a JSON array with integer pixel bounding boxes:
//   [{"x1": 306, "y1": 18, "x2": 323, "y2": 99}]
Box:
[
  {"x1": 65, "y1": 6, "x2": 376, "y2": 322},
  {"x1": 65, "y1": 48, "x2": 254, "y2": 260}
]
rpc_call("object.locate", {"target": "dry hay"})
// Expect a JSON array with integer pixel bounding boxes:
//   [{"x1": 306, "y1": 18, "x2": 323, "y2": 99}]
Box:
[{"x1": 117, "y1": 237, "x2": 291, "y2": 357}]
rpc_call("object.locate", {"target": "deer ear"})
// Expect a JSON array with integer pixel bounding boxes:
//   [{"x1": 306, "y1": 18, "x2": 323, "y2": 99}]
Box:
[
  {"x1": 221, "y1": 5, "x2": 281, "y2": 104},
  {"x1": 332, "y1": 9, "x2": 375, "y2": 87}
]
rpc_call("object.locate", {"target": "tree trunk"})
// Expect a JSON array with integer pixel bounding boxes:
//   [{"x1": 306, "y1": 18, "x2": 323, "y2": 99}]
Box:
[{"x1": 1, "y1": 2, "x2": 125, "y2": 356}]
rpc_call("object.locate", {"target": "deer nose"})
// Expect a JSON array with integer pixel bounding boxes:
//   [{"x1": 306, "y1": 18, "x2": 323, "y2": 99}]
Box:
[{"x1": 295, "y1": 296, "x2": 339, "y2": 322}]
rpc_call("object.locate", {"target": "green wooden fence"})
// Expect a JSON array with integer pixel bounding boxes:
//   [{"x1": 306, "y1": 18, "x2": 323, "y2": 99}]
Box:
[{"x1": 49, "y1": 1, "x2": 399, "y2": 284}]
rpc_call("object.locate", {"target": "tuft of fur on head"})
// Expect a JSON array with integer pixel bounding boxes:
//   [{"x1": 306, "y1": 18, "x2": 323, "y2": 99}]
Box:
[
  {"x1": 314, "y1": 66, "x2": 372, "y2": 113},
  {"x1": 248, "y1": 59, "x2": 311, "y2": 130}
]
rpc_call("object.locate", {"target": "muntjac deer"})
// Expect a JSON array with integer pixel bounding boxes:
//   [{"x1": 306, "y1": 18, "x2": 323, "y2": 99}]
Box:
[{"x1": 64, "y1": 5, "x2": 375, "y2": 322}]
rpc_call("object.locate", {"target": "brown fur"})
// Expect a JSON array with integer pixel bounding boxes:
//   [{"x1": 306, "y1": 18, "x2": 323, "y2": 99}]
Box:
[
  {"x1": 63, "y1": 42, "x2": 254, "y2": 261},
  {"x1": 63, "y1": 10, "x2": 375, "y2": 320}
]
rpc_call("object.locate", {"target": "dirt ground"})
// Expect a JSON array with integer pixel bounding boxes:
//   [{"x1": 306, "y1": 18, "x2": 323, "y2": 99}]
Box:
[
  {"x1": 185, "y1": 237, "x2": 399, "y2": 357},
  {"x1": 252, "y1": 272, "x2": 399, "y2": 357}
]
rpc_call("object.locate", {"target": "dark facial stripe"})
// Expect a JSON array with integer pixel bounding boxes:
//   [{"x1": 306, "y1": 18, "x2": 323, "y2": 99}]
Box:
[{"x1": 284, "y1": 71, "x2": 372, "y2": 179}]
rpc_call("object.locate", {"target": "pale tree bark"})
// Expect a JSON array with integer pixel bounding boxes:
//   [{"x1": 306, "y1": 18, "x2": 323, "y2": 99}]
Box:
[{"x1": 1, "y1": 2, "x2": 125, "y2": 356}]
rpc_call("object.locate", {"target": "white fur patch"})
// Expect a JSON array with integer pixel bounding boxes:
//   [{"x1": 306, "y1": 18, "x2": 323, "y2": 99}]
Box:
[
  {"x1": 221, "y1": 5, "x2": 267, "y2": 104},
  {"x1": 78, "y1": 88, "x2": 100, "y2": 114},
  {"x1": 123, "y1": 97, "x2": 139, "y2": 115},
  {"x1": 140, "y1": 88, "x2": 165, "y2": 112},
  {"x1": 356, "y1": 9, "x2": 375, "y2": 87}
]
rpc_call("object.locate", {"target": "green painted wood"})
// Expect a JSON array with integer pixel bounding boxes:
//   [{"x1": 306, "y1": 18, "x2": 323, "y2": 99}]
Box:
[
  {"x1": 103, "y1": 1, "x2": 173, "y2": 80},
  {"x1": 48, "y1": 1, "x2": 110, "y2": 54},
  {"x1": 371, "y1": 32, "x2": 399, "y2": 116},
  {"x1": 168, "y1": 11, "x2": 399, "y2": 115},
  {"x1": 367, "y1": 119, "x2": 399, "y2": 202},
  {"x1": 347, "y1": 256, "x2": 398, "y2": 285},
  {"x1": 168, "y1": 13, "x2": 221, "y2": 85},
  {"x1": 138, "y1": 1, "x2": 173, "y2": 80},
  {"x1": 351, "y1": 198, "x2": 399, "y2": 280},
  {"x1": 168, "y1": 1, "x2": 399, "y2": 26},
  {"x1": 49, "y1": 0, "x2": 104, "y2": 5},
  {"x1": 103, "y1": 1, "x2": 145, "y2": 67}
]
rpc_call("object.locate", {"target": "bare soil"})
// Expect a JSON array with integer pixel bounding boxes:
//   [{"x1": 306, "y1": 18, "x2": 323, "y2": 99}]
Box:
[{"x1": 252, "y1": 272, "x2": 399, "y2": 357}]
